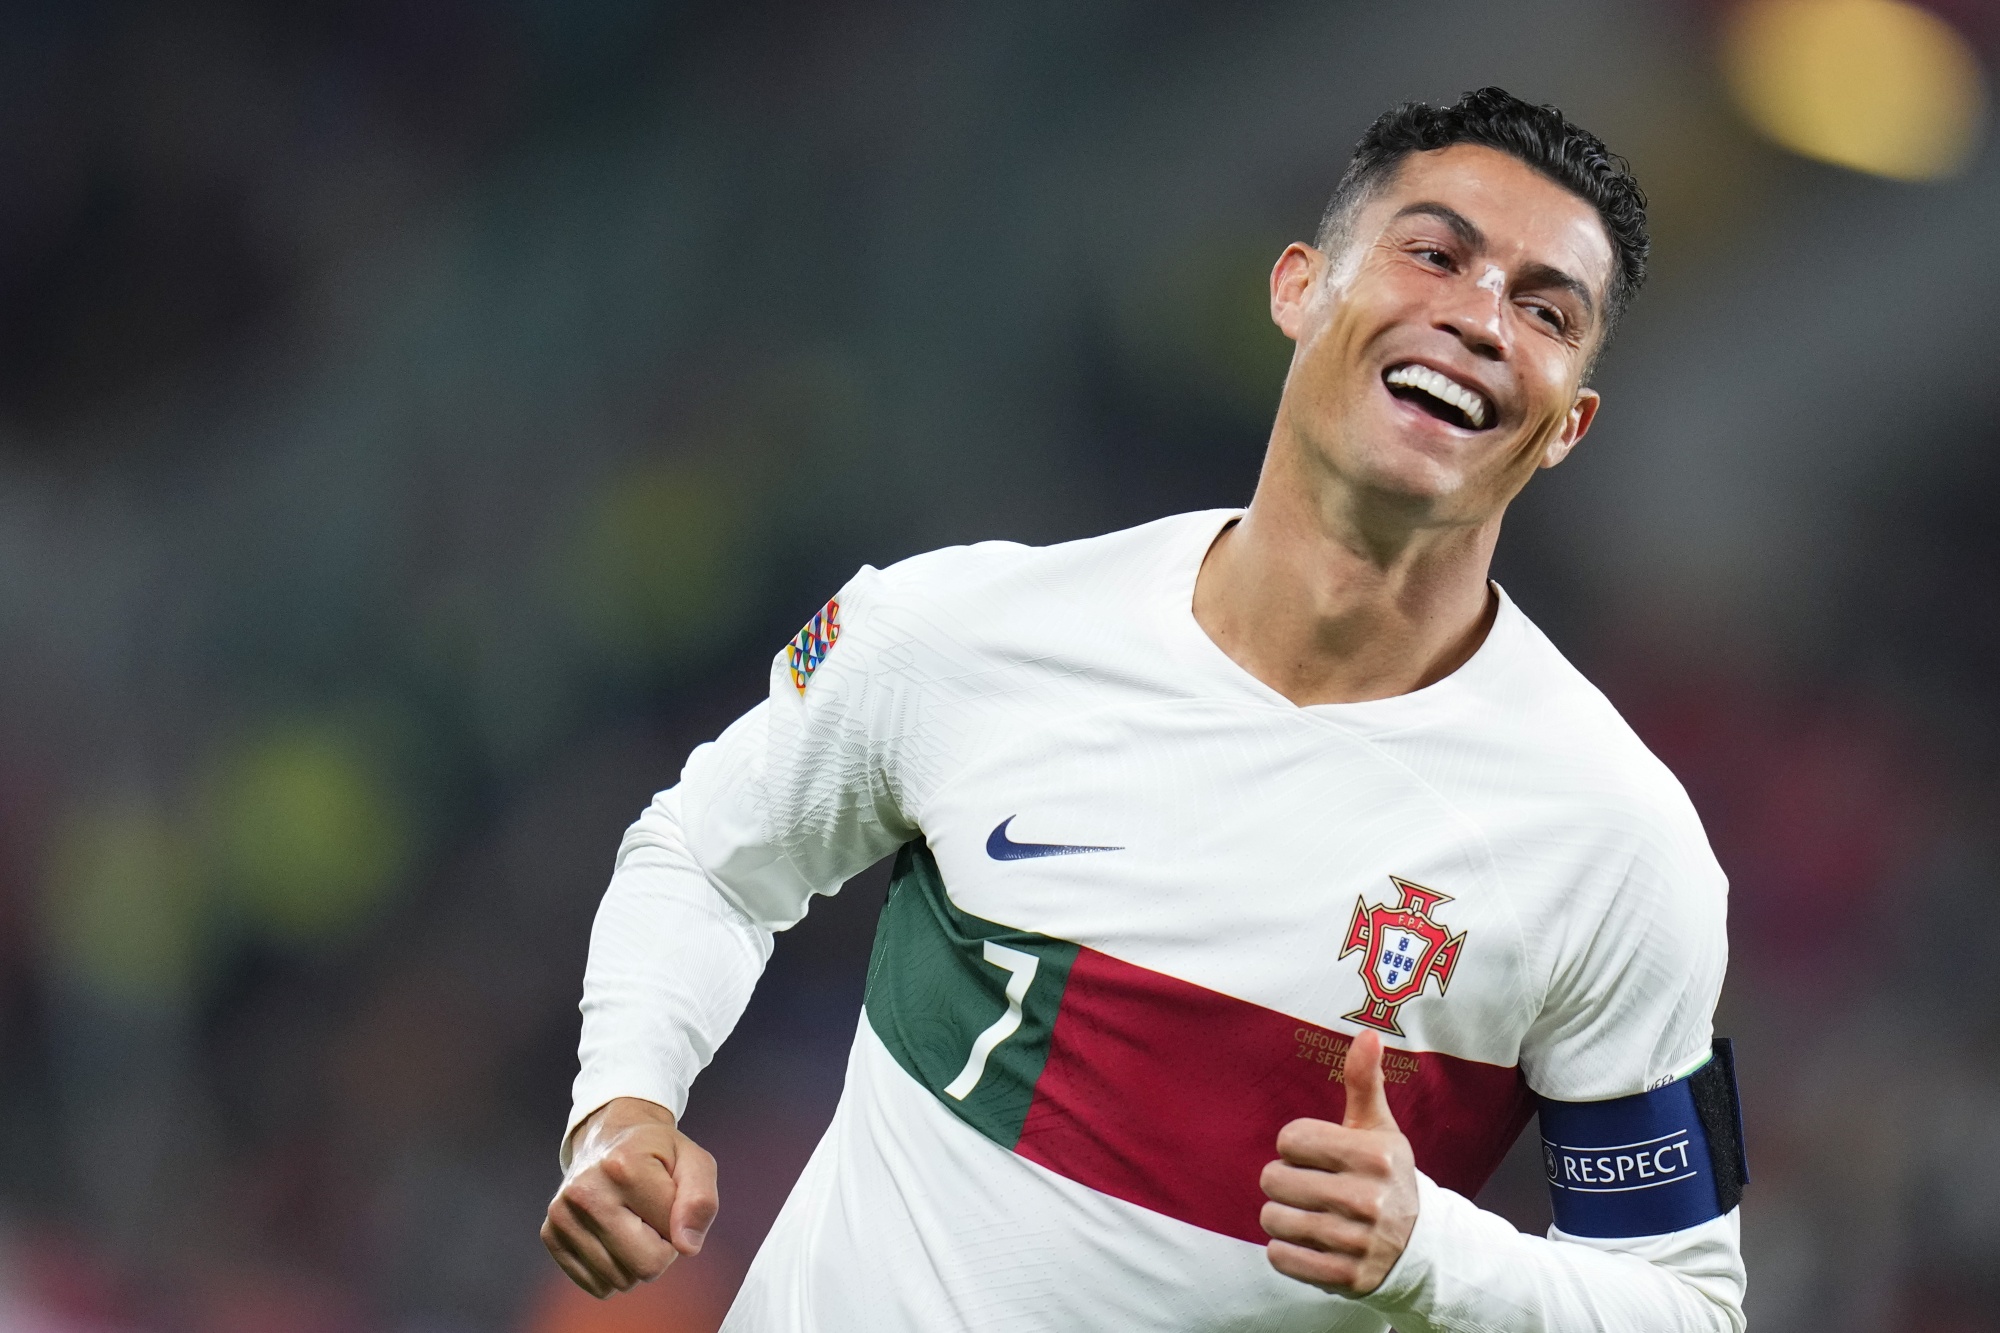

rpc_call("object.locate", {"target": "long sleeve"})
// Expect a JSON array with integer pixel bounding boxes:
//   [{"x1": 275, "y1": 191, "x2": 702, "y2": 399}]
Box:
[
  {"x1": 1360, "y1": 780, "x2": 1746, "y2": 1332},
  {"x1": 562, "y1": 568, "x2": 919, "y2": 1160},
  {"x1": 563, "y1": 785, "x2": 776, "y2": 1157},
  {"x1": 1363, "y1": 1175, "x2": 1744, "y2": 1332}
]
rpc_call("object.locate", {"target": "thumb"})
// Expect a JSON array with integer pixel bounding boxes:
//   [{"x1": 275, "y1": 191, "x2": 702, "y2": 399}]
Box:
[
  {"x1": 666, "y1": 1139, "x2": 719, "y2": 1256},
  {"x1": 1342, "y1": 1029, "x2": 1399, "y2": 1132}
]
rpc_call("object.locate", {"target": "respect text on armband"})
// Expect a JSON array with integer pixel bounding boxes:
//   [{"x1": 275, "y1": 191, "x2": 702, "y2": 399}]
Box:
[
  {"x1": 1533, "y1": 1038, "x2": 1748, "y2": 1239},
  {"x1": 1542, "y1": 1131, "x2": 1697, "y2": 1190}
]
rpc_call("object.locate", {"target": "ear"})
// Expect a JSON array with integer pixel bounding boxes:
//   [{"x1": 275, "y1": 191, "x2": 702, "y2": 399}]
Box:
[
  {"x1": 1541, "y1": 387, "x2": 1599, "y2": 468},
  {"x1": 1269, "y1": 243, "x2": 1321, "y2": 343}
]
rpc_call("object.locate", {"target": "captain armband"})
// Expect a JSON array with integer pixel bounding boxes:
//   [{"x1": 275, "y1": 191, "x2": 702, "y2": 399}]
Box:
[{"x1": 1535, "y1": 1038, "x2": 1749, "y2": 1238}]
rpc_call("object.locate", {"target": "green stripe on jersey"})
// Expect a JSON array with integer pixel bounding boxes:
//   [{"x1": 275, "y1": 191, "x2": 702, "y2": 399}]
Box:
[{"x1": 864, "y1": 841, "x2": 1078, "y2": 1146}]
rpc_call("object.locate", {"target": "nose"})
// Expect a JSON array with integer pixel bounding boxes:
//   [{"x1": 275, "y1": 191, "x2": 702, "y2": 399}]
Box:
[{"x1": 1434, "y1": 271, "x2": 1507, "y2": 360}]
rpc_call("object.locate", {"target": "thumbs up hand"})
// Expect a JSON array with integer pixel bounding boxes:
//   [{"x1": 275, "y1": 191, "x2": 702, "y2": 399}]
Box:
[{"x1": 1260, "y1": 1029, "x2": 1420, "y2": 1296}]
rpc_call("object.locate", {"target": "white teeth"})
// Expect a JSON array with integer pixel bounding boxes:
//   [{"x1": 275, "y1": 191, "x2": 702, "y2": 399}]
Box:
[{"x1": 1385, "y1": 364, "x2": 1489, "y2": 428}]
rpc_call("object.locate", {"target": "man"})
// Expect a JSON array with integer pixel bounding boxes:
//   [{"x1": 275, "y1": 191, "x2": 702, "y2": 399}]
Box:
[{"x1": 541, "y1": 88, "x2": 1748, "y2": 1331}]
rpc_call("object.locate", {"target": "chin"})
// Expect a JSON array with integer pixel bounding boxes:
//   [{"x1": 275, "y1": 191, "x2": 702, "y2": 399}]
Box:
[{"x1": 1338, "y1": 440, "x2": 1468, "y2": 510}]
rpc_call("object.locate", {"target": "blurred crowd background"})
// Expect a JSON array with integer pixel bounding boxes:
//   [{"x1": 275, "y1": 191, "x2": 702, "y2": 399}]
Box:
[{"x1": 0, "y1": 1, "x2": 1994, "y2": 1330}]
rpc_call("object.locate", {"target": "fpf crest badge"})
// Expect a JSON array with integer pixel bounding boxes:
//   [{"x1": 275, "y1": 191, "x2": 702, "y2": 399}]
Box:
[
  {"x1": 787, "y1": 598, "x2": 840, "y2": 693},
  {"x1": 1340, "y1": 877, "x2": 1465, "y2": 1035}
]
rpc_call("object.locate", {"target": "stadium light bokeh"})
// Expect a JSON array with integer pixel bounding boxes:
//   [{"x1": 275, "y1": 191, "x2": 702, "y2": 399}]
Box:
[{"x1": 1722, "y1": 0, "x2": 1988, "y2": 180}]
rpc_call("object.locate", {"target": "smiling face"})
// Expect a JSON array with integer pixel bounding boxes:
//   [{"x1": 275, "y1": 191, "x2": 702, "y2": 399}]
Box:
[{"x1": 1269, "y1": 144, "x2": 1616, "y2": 532}]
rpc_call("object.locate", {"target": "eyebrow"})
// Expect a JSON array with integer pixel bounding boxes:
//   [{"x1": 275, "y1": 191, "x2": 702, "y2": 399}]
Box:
[
  {"x1": 1389, "y1": 201, "x2": 1599, "y2": 324},
  {"x1": 1391, "y1": 202, "x2": 1484, "y2": 251},
  {"x1": 1517, "y1": 260, "x2": 1597, "y2": 322}
]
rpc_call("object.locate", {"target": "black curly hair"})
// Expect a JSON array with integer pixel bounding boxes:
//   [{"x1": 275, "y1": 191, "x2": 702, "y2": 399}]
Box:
[{"x1": 1316, "y1": 87, "x2": 1650, "y2": 341}]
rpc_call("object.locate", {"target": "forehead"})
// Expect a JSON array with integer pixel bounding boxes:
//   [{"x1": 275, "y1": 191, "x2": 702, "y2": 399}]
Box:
[{"x1": 1364, "y1": 144, "x2": 1615, "y2": 297}]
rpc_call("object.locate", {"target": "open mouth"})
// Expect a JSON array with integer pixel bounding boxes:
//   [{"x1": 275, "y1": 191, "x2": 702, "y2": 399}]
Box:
[{"x1": 1383, "y1": 363, "x2": 1494, "y2": 431}]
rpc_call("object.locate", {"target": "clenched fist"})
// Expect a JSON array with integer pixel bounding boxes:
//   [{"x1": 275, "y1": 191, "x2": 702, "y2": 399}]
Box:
[
  {"x1": 1260, "y1": 1028, "x2": 1420, "y2": 1296},
  {"x1": 542, "y1": 1097, "x2": 718, "y2": 1298}
]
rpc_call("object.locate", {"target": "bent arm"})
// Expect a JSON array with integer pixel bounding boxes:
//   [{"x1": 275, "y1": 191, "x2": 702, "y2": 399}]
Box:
[
  {"x1": 1365, "y1": 1175, "x2": 1743, "y2": 1333},
  {"x1": 1264, "y1": 1029, "x2": 1745, "y2": 1333},
  {"x1": 564, "y1": 567, "x2": 917, "y2": 1156},
  {"x1": 564, "y1": 785, "x2": 777, "y2": 1161},
  {"x1": 1350, "y1": 790, "x2": 1744, "y2": 1331}
]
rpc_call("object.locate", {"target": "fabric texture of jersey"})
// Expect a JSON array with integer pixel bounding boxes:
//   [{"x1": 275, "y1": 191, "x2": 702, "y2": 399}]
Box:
[{"x1": 569, "y1": 509, "x2": 1746, "y2": 1332}]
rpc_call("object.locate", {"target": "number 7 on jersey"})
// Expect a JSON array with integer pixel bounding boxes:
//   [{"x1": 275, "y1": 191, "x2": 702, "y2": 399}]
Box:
[{"x1": 943, "y1": 941, "x2": 1041, "y2": 1100}]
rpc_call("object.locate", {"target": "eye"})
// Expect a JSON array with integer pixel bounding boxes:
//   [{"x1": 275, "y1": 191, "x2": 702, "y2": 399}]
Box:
[
  {"x1": 1526, "y1": 302, "x2": 1566, "y2": 333},
  {"x1": 1416, "y1": 247, "x2": 1454, "y2": 269}
]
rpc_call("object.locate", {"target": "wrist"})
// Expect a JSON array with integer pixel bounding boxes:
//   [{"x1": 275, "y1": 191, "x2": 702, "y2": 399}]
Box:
[
  {"x1": 597, "y1": 1095, "x2": 678, "y2": 1129},
  {"x1": 1359, "y1": 1171, "x2": 1437, "y2": 1313},
  {"x1": 567, "y1": 1095, "x2": 677, "y2": 1165}
]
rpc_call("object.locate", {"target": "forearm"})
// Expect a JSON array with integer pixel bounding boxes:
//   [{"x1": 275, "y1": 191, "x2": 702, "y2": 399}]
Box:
[
  {"x1": 1362, "y1": 1176, "x2": 1745, "y2": 1333},
  {"x1": 565, "y1": 786, "x2": 775, "y2": 1162}
]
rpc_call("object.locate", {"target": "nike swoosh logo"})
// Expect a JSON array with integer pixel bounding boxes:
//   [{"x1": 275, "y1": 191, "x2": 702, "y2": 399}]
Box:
[{"x1": 985, "y1": 816, "x2": 1123, "y2": 861}]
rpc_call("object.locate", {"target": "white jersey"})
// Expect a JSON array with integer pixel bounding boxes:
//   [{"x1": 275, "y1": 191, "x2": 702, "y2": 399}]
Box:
[{"x1": 570, "y1": 510, "x2": 1746, "y2": 1332}]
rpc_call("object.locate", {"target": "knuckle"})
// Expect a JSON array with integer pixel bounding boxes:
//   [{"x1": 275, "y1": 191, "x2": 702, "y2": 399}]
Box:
[
  {"x1": 675, "y1": 1143, "x2": 713, "y2": 1183},
  {"x1": 558, "y1": 1188, "x2": 604, "y2": 1225},
  {"x1": 547, "y1": 1200, "x2": 586, "y2": 1237}
]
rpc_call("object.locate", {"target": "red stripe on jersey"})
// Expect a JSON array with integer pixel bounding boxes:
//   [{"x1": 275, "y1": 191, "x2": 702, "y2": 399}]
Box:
[{"x1": 1015, "y1": 945, "x2": 1533, "y2": 1244}]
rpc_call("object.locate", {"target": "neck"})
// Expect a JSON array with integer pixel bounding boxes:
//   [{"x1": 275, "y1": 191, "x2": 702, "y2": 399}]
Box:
[{"x1": 1192, "y1": 441, "x2": 1501, "y2": 707}]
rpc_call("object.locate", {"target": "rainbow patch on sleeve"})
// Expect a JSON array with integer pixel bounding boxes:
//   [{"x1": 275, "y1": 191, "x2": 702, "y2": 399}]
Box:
[{"x1": 787, "y1": 598, "x2": 841, "y2": 692}]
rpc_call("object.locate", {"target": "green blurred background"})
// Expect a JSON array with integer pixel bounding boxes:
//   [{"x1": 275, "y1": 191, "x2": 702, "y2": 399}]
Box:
[{"x1": 0, "y1": 2, "x2": 1996, "y2": 1330}]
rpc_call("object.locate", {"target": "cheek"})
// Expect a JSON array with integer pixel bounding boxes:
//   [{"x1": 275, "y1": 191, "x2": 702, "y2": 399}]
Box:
[
  {"x1": 1288, "y1": 307, "x2": 1370, "y2": 404},
  {"x1": 1509, "y1": 393, "x2": 1577, "y2": 468},
  {"x1": 1517, "y1": 355, "x2": 1581, "y2": 434},
  {"x1": 1302, "y1": 287, "x2": 1402, "y2": 389},
  {"x1": 1483, "y1": 368, "x2": 1576, "y2": 475}
]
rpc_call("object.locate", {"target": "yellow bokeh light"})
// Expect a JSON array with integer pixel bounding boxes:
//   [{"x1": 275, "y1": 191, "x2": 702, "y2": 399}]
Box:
[
  {"x1": 207, "y1": 721, "x2": 411, "y2": 944},
  {"x1": 43, "y1": 802, "x2": 200, "y2": 1004},
  {"x1": 1723, "y1": 0, "x2": 1988, "y2": 180},
  {"x1": 562, "y1": 460, "x2": 751, "y2": 669}
]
